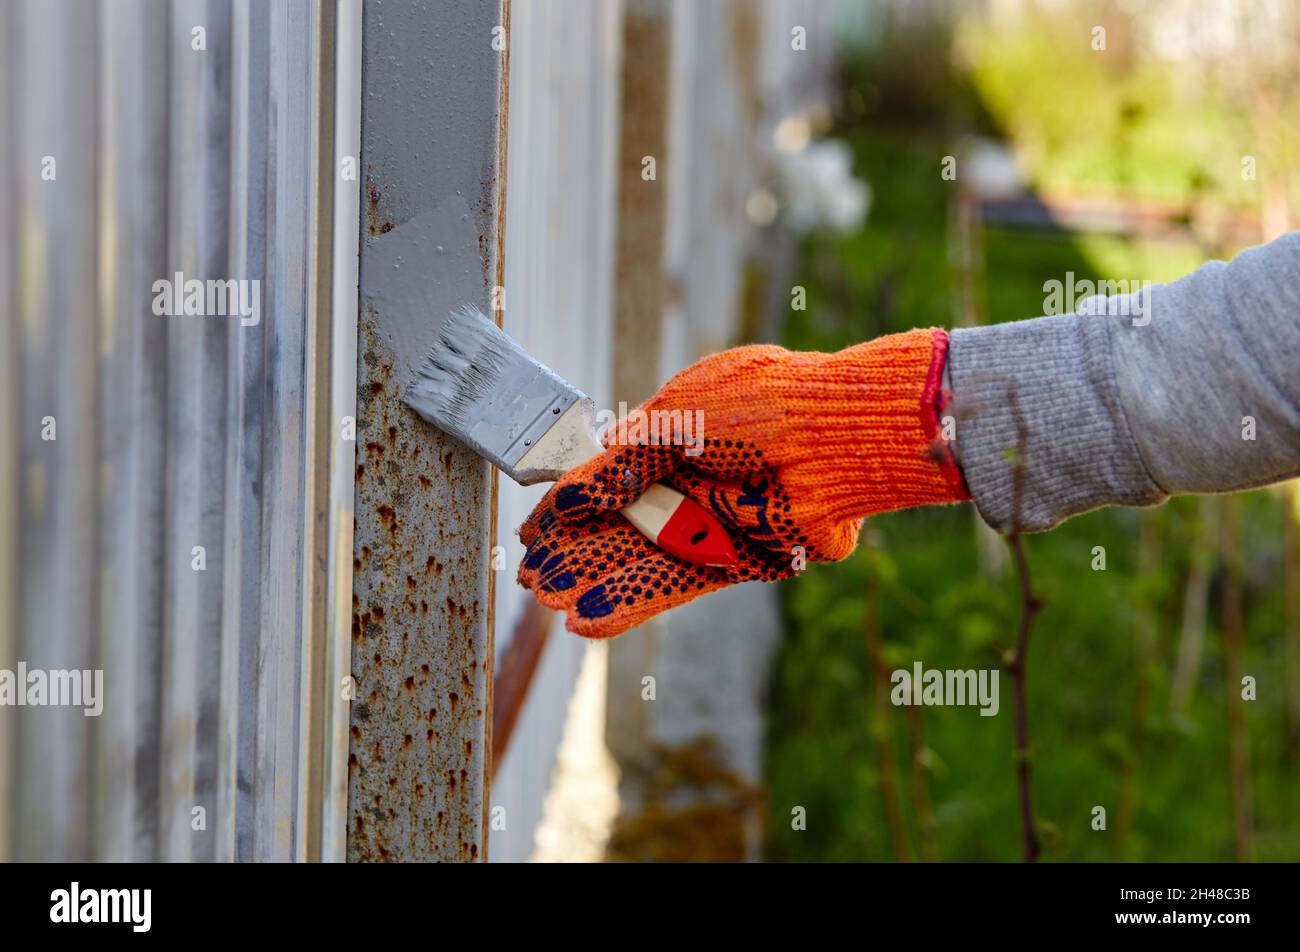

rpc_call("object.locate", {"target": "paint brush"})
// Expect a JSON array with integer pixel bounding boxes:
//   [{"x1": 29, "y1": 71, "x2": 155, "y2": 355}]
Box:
[{"x1": 403, "y1": 306, "x2": 740, "y2": 567}]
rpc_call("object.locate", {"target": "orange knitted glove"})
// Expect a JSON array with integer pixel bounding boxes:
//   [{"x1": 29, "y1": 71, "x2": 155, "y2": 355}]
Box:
[{"x1": 517, "y1": 328, "x2": 968, "y2": 638}]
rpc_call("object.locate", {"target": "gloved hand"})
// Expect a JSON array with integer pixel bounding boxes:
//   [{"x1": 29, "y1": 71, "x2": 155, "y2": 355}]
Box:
[{"x1": 517, "y1": 327, "x2": 968, "y2": 638}]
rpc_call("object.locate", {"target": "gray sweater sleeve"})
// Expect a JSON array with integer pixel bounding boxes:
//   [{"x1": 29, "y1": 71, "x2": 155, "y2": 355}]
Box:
[{"x1": 947, "y1": 231, "x2": 1300, "y2": 532}]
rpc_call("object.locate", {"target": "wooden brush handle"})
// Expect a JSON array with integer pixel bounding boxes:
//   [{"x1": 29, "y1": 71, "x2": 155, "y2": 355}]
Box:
[
  {"x1": 515, "y1": 401, "x2": 739, "y2": 568},
  {"x1": 620, "y1": 484, "x2": 739, "y2": 568}
]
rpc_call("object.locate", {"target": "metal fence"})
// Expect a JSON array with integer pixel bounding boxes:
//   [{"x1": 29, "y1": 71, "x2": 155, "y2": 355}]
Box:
[
  {"x1": 0, "y1": 0, "x2": 360, "y2": 862},
  {"x1": 2, "y1": 0, "x2": 833, "y2": 862}
]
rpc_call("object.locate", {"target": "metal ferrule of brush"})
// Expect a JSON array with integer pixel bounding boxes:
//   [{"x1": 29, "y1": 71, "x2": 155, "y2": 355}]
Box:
[{"x1": 461, "y1": 366, "x2": 587, "y2": 473}]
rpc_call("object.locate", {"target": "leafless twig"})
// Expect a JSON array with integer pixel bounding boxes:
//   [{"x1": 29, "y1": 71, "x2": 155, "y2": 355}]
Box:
[
  {"x1": 865, "y1": 546, "x2": 913, "y2": 863},
  {"x1": 1004, "y1": 389, "x2": 1042, "y2": 863}
]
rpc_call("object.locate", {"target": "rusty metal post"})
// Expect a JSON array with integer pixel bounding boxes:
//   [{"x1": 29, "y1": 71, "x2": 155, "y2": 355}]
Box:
[{"x1": 348, "y1": 0, "x2": 510, "y2": 862}]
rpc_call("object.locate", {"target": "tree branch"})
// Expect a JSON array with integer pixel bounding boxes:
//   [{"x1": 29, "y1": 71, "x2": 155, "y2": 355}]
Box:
[{"x1": 1004, "y1": 389, "x2": 1042, "y2": 863}]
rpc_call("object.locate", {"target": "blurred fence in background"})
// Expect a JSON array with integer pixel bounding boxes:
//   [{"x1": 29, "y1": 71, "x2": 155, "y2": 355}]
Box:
[{"x1": 491, "y1": 0, "x2": 836, "y2": 861}]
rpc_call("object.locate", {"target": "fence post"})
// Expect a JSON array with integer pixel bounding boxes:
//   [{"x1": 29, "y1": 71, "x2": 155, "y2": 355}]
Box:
[{"x1": 348, "y1": 0, "x2": 510, "y2": 862}]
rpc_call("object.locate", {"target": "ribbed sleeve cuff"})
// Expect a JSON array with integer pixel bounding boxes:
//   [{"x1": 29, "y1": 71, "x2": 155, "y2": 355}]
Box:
[{"x1": 947, "y1": 315, "x2": 1166, "y2": 532}]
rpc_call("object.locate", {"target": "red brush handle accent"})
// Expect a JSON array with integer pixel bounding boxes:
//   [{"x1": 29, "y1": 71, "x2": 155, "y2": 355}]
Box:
[{"x1": 655, "y1": 496, "x2": 740, "y2": 568}]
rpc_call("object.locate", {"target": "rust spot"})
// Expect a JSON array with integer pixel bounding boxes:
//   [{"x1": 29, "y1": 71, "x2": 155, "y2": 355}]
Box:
[
  {"x1": 362, "y1": 546, "x2": 372, "y2": 561},
  {"x1": 406, "y1": 575, "x2": 416, "y2": 590},
  {"x1": 387, "y1": 425, "x2": 397, "y2": 444},
  {"x1": 351, "y1": 726, "x2": 361, "y2": 741},
  {"x1": 366, "y1": 178, "x2": 395, "y2": 236},
  {"x1": 443, "y1": 451, "x2": 454, "y2": 476},
  {"x1": 426, "y1": 729, "x2": 434, "y2": 743},
  {"x1": 348, "y1": 753, "x2": 358, "y2": 769},
  {"x1": 418, "y1": 475, "x2": 432, "y2": 490},
  {"x1": 356, "y1": 464, "x2": 365, "y2": 479},
  {"x1": 372, "y1": 652, "x2": 381, "y2": 664},
  {"x1": 403, "y1": 734, "x2": 413, "y2": 748},
  {"x1": 365, "y1": 441, "x2": 384, "y2": 458},
  {"x1": 421, "y1": 664, "x2": 430, "y2": 675},
  {"x1": 369, "y1": 380, "x2": 383, "y2": 395},
  {"x1": 403, "y1": 676, "x2": 415, "y2": 691},
  {"x1": 372, "y1": 605, "x2": 385, "y2": 621},
  {"x1": 420, "y1": 601, "x2": 429, "y2": 615}
]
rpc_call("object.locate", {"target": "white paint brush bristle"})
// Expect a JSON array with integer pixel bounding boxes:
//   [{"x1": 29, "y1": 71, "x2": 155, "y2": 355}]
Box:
[{"x1": 403, "y1": 305, "x2": 584, "y2": 476}]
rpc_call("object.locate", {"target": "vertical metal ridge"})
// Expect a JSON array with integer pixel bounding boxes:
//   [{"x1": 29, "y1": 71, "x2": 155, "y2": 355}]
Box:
[
  {"x1": 12, "y1": 0, "x2": 101, "y2": 862},
  {"x1": 0, "y1": 0, "x2": 19, "y2": 866},
  {"x1": 94, "y1": 0, "x2": 171, "y2": 863},
  {"x1": 253, "y1": 0, "x2": 312, "y2": 862},
  {"x1": 159, "y1": 0, "x2": 232, "y2": 863},
  {"x1": 219, "y1": 0, "x2": 263, "y2": 864},
  {"x1": 295, "y1": 0, "x2": 339, "y2": 864},
  {"x1": 323, "y1": 0, "x2": 364, "y2": 864}
]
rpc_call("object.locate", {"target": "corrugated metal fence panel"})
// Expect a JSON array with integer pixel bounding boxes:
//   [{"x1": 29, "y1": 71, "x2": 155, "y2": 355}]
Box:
[
  {"x1": 0, "y1": 0, "x2": 358, "y2": 862},
  {"x1": 489, "y1": 0, "x2": 625, "y2": 862}
]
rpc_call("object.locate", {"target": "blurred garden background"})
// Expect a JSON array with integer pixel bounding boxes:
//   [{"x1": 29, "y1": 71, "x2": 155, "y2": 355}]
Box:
[{"x1": 763, "y1": 0, "x2": 1300, "y2": 862}]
